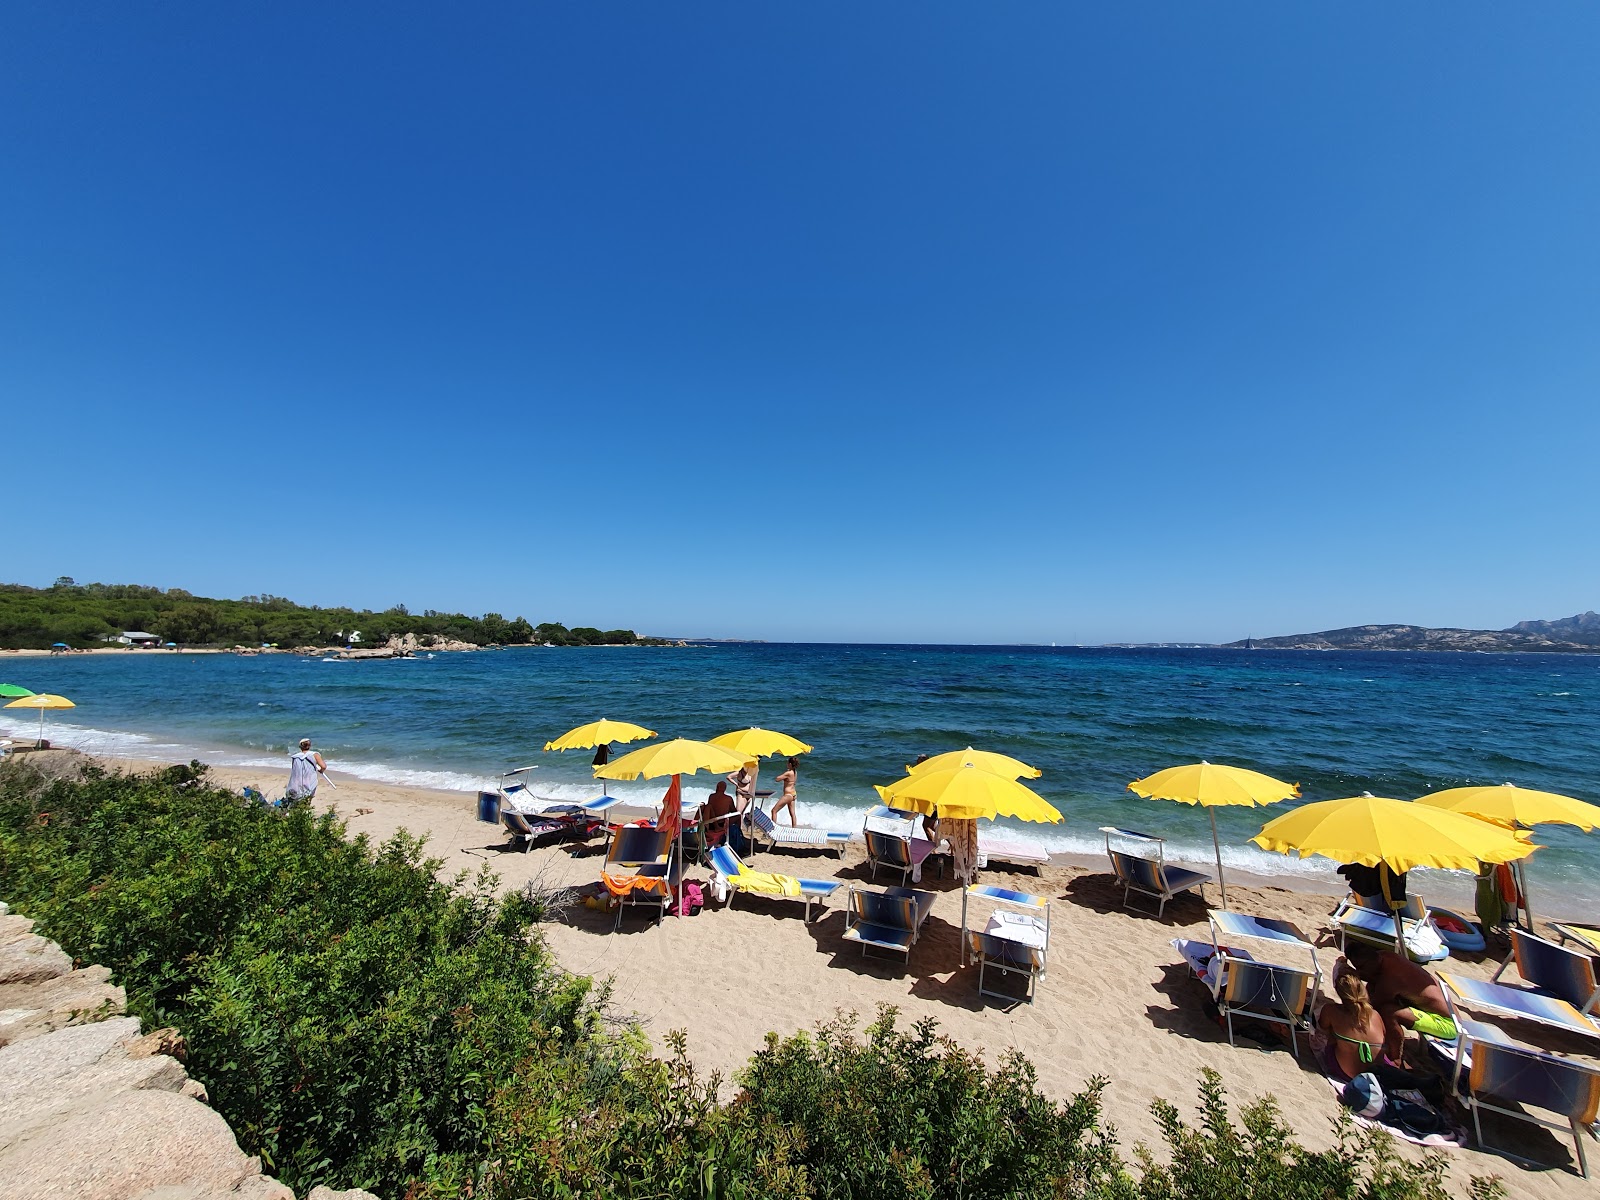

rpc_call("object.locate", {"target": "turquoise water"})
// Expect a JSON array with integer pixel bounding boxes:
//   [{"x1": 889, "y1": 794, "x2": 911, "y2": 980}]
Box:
[{"x1": 4, "y1": 645, "x2": 1598, "y2": 904}]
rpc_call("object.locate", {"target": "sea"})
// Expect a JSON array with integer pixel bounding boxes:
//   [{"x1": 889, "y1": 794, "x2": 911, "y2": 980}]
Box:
[{"x1": 4, "y1": 644, "x2": 1598, "y2": 910}]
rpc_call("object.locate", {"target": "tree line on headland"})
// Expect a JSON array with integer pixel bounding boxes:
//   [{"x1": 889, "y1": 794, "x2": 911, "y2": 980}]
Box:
[{"x1": 0, "y1": 579, "x2": 654, "y2": 650}]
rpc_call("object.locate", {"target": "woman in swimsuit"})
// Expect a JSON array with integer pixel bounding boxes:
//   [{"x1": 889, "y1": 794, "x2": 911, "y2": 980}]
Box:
[
  {"x1": 1319, "y1": 962, "x2": 1447, "y2": 1100},
  {"x1": 771, "y1": 756, "x2": 800, "y2": 827},
  {"x1": 1320, "y1": 970, "x2": 1390, "y2": 1081}
]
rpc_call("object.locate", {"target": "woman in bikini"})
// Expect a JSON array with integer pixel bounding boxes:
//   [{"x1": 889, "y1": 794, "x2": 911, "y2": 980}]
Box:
[
  {"x1": 771, "y1": 756, "x2": 800, "y2": 827},
  {"x1": 1319, "y1": 963, "x2": 1445, "y2": 1099}
]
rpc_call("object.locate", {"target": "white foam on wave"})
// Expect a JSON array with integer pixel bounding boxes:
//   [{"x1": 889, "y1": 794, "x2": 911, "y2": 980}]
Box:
[{"x1": 0, "y1": 715, "x2": 196, "y2": 762}]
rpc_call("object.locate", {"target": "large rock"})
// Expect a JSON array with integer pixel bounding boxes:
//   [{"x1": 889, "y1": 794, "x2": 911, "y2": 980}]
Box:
[
  {"x1": 0, "y1": 1088, "x2": 292, "y2": 1200},
  {"x1": 0, "y1": 964, "x2": 125, "y2": 1046},
  {"x1": 0, "y1": 929, "x2": 72, "y2": 986},
  {"x1": 307, "y1": 1188, "x2": 382, "y2": 1200}
]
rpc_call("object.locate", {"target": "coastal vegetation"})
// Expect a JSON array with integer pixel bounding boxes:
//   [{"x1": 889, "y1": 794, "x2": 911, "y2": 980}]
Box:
[
  {"x1": 0, "y1": 761, "x2": 1500, "y2": 1199},
  {"x1": 0, "y1": 579, "x2": 651, "y2": 649}
]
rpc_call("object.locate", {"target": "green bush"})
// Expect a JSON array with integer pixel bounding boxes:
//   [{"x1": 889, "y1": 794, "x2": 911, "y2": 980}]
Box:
[{"x1": 0, "y1": 762, "x2": 1505, "y2": 1200}]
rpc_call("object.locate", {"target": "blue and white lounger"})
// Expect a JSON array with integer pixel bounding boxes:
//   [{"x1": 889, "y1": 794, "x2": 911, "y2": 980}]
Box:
[
  {"x1": 1440, "y1": 972, "x2": 1600, "y2": 1041},
  {"x1": 961, "y1": 883, "x2": 1051, "y2": 1005},
  {"x1": 1101, "y1": 827, "x2": 1210, "y2": 917},
  {"x1": 709, "y1": 844, "x2": 841, "y2": 922},
  {"x1": 747, "y1": 806, "x2": 852, "y2": 857},
  {"x1": 842, "y1": 885, "x2": 937, "y2": 964},
  {"x1": 1492, "y1": 928, "x2": 1600, "y2": 1016}
]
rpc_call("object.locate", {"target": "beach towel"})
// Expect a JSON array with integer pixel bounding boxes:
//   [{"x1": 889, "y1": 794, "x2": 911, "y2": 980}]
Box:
[
  {"x1": 601, "y1": 871, "x2": 670, "y2": 898},
  {"x1": 1325, "y1": 1076, "x2": 1466, "y2": 1148},
  {"x1": 659, "y1": 774, "x2": 681, "y2": 842},
  {"x1": 945, "y1": 817, "x2": 979, "y2": 884},
  {"x1": 731, "y1": 868, "x2": 802, "y2": 896}
]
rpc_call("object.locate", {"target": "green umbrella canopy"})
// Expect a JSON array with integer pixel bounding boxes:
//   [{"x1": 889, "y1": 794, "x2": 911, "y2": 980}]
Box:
[{"x1": 0, "y1": 684, "x2": 35, "y2": 699}]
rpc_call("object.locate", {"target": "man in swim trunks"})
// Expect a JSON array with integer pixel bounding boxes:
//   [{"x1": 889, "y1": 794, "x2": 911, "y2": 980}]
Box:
[{"x1": 1341, "y1": 943, "x2": 1457, "y2": 1060}]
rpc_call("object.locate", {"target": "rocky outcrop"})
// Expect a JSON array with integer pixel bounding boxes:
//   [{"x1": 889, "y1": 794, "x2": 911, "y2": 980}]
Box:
[
  {"x1": 1225, "y1": 612, "x2": 1600, "y2": 653},
  {"x1": 0, "y1": 908, "x2": 377, "y2": 1200}
]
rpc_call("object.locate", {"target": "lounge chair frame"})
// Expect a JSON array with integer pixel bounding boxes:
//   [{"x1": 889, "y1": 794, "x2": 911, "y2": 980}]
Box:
[
  {"x1": 1329, "y1": 894, "x2": 1446, "y2": 962},
  {"x1": 842, "y1": 885, "x2": 937, "y2": 964},
  {"x1": 1203, "y1": 911, "x2": 1321, "y2": 1056},
  {"x1": 1100, "y1": 827, "x2": 1209, "y2": 918},
  {"x1": 747, "y1": 805, "x2": 851, "y2": 858},
  {"x1": 1446, "y1": 1011, "x2": 1600, "y2": 1177},
  {"x1": 1491, "y1": 927, "x2": 1600, "y2": 1016},
  {"x1": 961, "y1": 884, "x2": 1050, "y2": 1005},
  {"x1": 602, "y1": 826, "x2": 674, "y2": 930},
  {"x1": 709, "y1": 845, "x2": 839, "y2": 922}
]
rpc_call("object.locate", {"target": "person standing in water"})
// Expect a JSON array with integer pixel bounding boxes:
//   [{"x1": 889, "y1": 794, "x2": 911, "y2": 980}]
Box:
[
  {"x1": 286, "y1": 738, "x2": 327, "y2": 804},
  {"x1": 772, "y1": 756, "x2": 800, "y2": 827}
]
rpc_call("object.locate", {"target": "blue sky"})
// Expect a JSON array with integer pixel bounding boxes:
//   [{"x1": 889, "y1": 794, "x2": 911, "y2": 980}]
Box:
[{"x1": 4, "y1": 5, "x2": 1597, "y2": 643}]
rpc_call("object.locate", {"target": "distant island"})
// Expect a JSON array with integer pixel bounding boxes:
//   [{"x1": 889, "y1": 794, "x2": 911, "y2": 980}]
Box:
[
  {"x1": 0, "y1": 578, "x2": 670, "y2": 651},
  {"x1": 1222, "y1": 611, "x2": 1600, "y2": 653}
]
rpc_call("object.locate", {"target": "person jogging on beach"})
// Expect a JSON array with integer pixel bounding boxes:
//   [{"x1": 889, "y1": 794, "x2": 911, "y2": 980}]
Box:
[{"x1": 286, "y1": 738, "x2": 327, "y2": 803}]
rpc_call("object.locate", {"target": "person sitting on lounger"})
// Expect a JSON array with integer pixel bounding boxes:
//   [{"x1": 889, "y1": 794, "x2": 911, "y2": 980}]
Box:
[
  {"x1": 1318, "y1": 969, "x2": 1445, "y2": 1100},
  {"x1": 1341, "y1": 943, "x2": 1457, "y2": 1059},
  {"x1": 702, "y1": 781, "x2": 738, "y2": 846},
  {"x1": 771, "y1": 756, "x2": 800, "y2": 827}
]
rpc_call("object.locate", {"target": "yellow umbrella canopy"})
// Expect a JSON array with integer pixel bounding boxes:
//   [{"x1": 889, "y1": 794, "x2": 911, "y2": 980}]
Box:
[
  {"x1": 5, "y1": 692, "x2": 75, "y2": 745},
  {"x1": 1129, "y1": 761, "x2": 1299, "y2": 908},
  {"x1": 543, "y1": 719, "x2": 657, "y2": 753},
  {"x1": 708, "y1": 727, "x2": 814, "y2": 759},
  {"x1": 1415, "y1": 782, "x2": 1600, "y2": 931},
  {"x1": 1253, "y1": 793, "x2": 1535, "y2": 872},
  {"x1": 906, "y1": 747, "x2": 1042, "y2": 779},
  {"x1": 877, "y1": 762, "x2": 1063, "y2": 824},
  {"x1": 1253, "y1": 792, "x2": 1537, "y2": 951},
  {"x1": 595, "y1": 738, "x2": 749, "y2": 782},
  {"x1": 1414, "y1": 782, "x2": 1600, "y2": 832}
]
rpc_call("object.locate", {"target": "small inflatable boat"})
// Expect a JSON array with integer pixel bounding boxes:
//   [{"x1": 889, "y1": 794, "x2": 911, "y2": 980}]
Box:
[{"x1": 1427, "y1": 907, "x2": 1485, "y2": 954}]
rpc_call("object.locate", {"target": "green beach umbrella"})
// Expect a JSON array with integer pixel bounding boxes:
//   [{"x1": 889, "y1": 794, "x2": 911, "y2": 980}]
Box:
[{"x1": 0, "y1": 684, "x2": 34, "y2": 699}]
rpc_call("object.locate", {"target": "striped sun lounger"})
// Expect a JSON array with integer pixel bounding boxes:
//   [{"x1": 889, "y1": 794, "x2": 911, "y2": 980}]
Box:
[
  {"x1": 1440, "y1": 972, "x2": 1600, "y2": 1041},
  {"x1": 842, "y1": 885, "x2": 937, "y2": 964},
  {"x1": 1493, "y1": 928, "x2": 1600, "y2": 1015},
  {"x1": 1554, "y1": 923, "x2": 1600, "y2": 957},
  {"x1": 1331, "y1": 899, "x2": 1449, "y2": 963},
  {"x1": 709, "y1": 845, "x2": 840, "y2": 922},
  {"x1": 1208, "y1": 910, "x2": 1314, "y2": 948},
  {"x1": 747, "y1": 806, "x2": 852, "y2": 857},
  {"x1": 1446, "y1": 1015, "x2": 1600, "y2": 1177},
  {"x1": 961, "y1": 884, "x2": 1051, "y2": 1005},
  {"x1": 976, "y1": 832, "x2": 1049, "y2": 871}
]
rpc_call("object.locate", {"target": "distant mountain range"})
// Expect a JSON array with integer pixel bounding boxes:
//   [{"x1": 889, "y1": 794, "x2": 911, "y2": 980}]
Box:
[{"x1": 1222, "y1": 611, "x2": 1600, "y2": 653}]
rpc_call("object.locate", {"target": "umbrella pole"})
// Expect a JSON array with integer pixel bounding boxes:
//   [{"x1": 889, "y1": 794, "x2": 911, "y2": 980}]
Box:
[
  {"x1": 1381, "y1": 863, "x2": 1405, "y2": 954},
  {"x1": 1208, "y1": 807, "x2": 1227, "y2": 909},
  {"x1": 1516, "y1": 859, "x2": 1535, "y2": 933}
]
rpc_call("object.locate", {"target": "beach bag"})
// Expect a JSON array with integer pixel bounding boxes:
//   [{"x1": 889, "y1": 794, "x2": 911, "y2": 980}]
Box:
[
  {"x1": 668, "y1": 881, "x2": 705, "y2": 917},
  {"x1": 710, "y1": 871, "x2": 730, "y2": 904}
]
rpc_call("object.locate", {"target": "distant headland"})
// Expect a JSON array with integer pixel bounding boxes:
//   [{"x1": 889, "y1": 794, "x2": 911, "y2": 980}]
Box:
[
  {"x1": 0, "y1": 578, "x2": 673, "y2": 651},
  {"x1": 1221, "y1": 611, "x2": 1600, "y2": 654}
]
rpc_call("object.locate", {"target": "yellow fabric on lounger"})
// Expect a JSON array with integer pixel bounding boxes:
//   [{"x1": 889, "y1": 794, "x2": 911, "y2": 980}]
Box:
[{"x1": 730, "y1": 868, "x2": 802, "y2": 896}]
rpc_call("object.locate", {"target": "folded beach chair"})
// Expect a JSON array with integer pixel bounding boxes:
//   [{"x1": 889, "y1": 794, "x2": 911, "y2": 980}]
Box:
[
  {"x1": 1492, "y1": 928, "x2": 1600, "y2": 1015},
  {"x1": 842, "y1": 885, "x2": 938, "y2": 964},
  {"x1": 1202, "y1": 910, "x2": 1321, "y2": 1055},
  {"x1": 709, "y1": 844, "x2": 840, "y2": 922},
  {"x1": 961, "y1": 884, "x2": 1050, "y2": 1005},
  {"x1": 747, "y1": 806, "x2": 852, "y2": 858},
  {"x1": 1439, "y1": 972, "x2": 1600, "y2": 1041},
  {"x1": 601, "y1": 825, "x2": 674, "y2": 929},
  {"x1": 1330, "y1": 895, "x2": 1449, "y2": 963},
  {"x1": 1444, "y1": 1015, "x2": 1600, "y2": 1177},
  {"x1": 1100, "y1": 827, "x2": 1210, "y2": 918}
]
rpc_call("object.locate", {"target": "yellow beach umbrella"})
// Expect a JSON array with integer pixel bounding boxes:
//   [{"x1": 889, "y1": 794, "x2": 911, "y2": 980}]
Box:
[
  {"x1": 1414, "y1": 782, "x2": 1600, "y2": 832},
  {"x1": 544, "y1": 718, "x2": 657, "y2": 753},
  {"x1": 595, "y1": 738, "x2": 749, "y2": 782},
  {"x1": 1129, "y1": 761, "x2": 1299, "y2": 907},
  {"x1": 877, "y1": 762, "x2": 1063, "y2": 824},
  {"x1": 907, "y1": 747, "x2": 1041, "y2": 779},
  {"x1": 708, "y1": 727, "x2": 814, "y2": 759},
  {"x1": 1415, "y1": 781, "x2": 1600, "y2": 931},
  {"x1": 1253, "y1": 792, "x2": 1537, "y2": 950},
  {"x1": 5, "y1": 692, "x2": 75, "y2": 746}
]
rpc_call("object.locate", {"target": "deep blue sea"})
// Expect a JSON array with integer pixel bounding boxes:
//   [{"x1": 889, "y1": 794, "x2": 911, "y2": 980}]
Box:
[{"x1": 4, "y1": 645, "x2": 1598, "y2": 904}]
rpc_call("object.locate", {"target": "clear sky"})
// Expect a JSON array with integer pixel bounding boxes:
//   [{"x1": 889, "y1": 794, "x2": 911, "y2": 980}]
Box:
[{"x1": 4, "y1": 5, "x2": 1597, "y2": 643}]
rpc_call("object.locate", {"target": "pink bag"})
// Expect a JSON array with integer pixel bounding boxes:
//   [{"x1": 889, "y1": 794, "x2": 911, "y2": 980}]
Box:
[{"x1": 669, "y1": 881, "x2": 705, "y2": 916}]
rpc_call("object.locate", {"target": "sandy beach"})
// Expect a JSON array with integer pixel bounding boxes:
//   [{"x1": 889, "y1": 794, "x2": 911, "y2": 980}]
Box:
[{"x1": 17, "y1": 748, "x2": 1578, "y2": 1196}]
